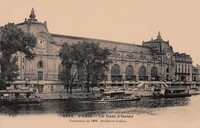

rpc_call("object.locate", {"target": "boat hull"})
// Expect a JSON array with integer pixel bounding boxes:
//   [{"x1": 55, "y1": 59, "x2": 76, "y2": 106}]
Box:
[
  {"x1": 153, "y1": 93, "x2": 191, "y2": 98},
  {"x1": 0, "y1": 98, "x2": 41, "y2": 104},
  {"x1": 94, "y1": 97, "x2": 141, "y2": 103}
]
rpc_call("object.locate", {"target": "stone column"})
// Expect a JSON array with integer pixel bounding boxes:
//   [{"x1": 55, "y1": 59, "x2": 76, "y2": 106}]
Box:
[
  {"x1": 185, "y1": 65, "x2": 188, "y2": 73},
  {"x1": 189, "y1": 65, "x2": 192, "y2": 81},
  {"x1": 107, "y1": 70, "x2": 111, "y2": 81},
  {"x1": 147, "y1": 63, "x2": 151, "y2": 81},
  {"x1": 171, "y1": 65, "x2": 176, "y2": 81},
  {"x1": 135, "y1": 62, "x2": 139, "y2": 81},
  {"x1": 183, "y1": 65, "x2": 185, "y2": 73},
  {"x1": 121, "y1": 62, "x2": 126, "y2": 80},
  {"x1": 160, "y1": 63, "x2": 163, "y2": 81},
  {"x1": 180, "y1": 65, "x2": 182, "y2": 73},
  {"x1": 121, "y1": 62, "x2": 126, "y2": 89}
]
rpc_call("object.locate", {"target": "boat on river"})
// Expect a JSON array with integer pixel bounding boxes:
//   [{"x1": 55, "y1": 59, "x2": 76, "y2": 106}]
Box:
[
  {"x1": 153, "y1": 87, "x2": 191, "y2": 98},
  {"x1": 0, "y1": 89, "x2": 41, "y2": 104},
  {"x1": 94, "y1": 91, "x2": 141, "y2": 102}
]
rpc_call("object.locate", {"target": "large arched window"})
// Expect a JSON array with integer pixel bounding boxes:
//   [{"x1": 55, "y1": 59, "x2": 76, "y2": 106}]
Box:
[
  {"x1": 139, "y1": 66, "x2": 147, "y2": 80},
  {"x1": 151, "y1": 67, "x2": 159, "y2": 81},
  {"x1": 125, "y1": 65, "x2": 134, "y2": 80},
  {"x1": 111, "y1": 64, "x2": 120, "y2": 75},
  {"x1": 111, "y1": 64, "x2": 121, "y2": 82}
]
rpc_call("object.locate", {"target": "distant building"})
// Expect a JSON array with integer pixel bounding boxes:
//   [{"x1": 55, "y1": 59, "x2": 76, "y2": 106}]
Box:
[
  {"x1": 174, "y1": 52, "x2": 193, "y2": 82},
  {"x1": 0, "y1": 9, "x2": 198, "y2": 93},
  {"x1": 192, "y1": 65, "x2": 200, "y2": 81}
]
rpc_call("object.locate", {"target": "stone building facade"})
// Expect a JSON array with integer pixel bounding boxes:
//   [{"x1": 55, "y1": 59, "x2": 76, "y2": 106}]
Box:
[
  {"x1": 192, "y1": 65, "x2": 200, "y2": 81},
  {"x1": 174, "y1": 52, "x2": 193, "y2": 82},
  {"x1": 6, "y1": 9, "x2": 196, "y2": 93}
]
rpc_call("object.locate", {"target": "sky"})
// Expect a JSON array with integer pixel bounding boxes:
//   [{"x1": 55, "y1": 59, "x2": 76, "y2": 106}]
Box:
[{"x1": 0, "y1": 0, "x2": 200, "y2": 65}]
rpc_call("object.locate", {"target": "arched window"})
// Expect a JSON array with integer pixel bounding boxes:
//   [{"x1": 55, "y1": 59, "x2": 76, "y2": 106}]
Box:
[
  {"x1": 125, "y1": 65, "x2": 134, "y2": 80},
  {"x1": 193, "y1": 76, "x2": 196, "y2": 81},
  {"x1": 111, "y1": 64, "x2": 120, "y2": 75},
  {"x1": 151, "y1": 67, "x2": 159, "y2": 81},
  {"x1": 151, "y1": 67, "x2": 157, "y2": 76},
  {"x1": 111, "y1": 64, "x2": 121, "y2": 82},
  {"x1": 166, "y1": 67, "x2": 169, "y2": 73},
  {"x1": 37, "y1": 61, "x2": 44, "y2": 69},
  {"x1": 139, "y1": 66, "x2": 147, "y2": 80},
  {"x1": 125, "y1": 65, "x2": 133, "y2": 76}
]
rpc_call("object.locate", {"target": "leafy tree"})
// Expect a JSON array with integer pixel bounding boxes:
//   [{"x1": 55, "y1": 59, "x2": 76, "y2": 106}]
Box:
[
  {"x1": 79, "y1": 41, "x2": 111, "y2": 92},
  {"x1": 59, "y1": 41, "x2": 111, "y2": 93},
  {"x1": 0, "y1": 23, "x2": 36, "y2": 89},
  {"x1": 59, "y1": 43, "x2": 80, "y2": 94}
]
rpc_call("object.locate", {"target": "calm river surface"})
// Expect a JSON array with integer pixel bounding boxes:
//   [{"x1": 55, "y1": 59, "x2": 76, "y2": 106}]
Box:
[
  {"x1": 0, "y1": 95, "x2": 199, "y2": 116},
  {"x1": 0, "y1": 95, "x2": 200, "y2": 128}
]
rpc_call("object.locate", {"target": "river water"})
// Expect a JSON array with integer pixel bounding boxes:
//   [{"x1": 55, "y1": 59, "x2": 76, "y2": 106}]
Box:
[{"x1": 0, "y1": 95, "x2": 200, "y2": 128}]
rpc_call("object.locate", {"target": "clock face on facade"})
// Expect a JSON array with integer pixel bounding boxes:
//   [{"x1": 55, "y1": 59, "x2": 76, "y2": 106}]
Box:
[{"x1": 36, "y1": 33, "x2": 48, "y2": 49}]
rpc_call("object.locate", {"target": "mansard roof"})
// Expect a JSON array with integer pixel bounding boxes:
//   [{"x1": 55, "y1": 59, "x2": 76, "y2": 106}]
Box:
[
  {"x1": 174, "y1": 52, "x2": 191, "y2": 58},
  {"x1": 51, "y1": 33, "x2": 154, "y2": 54}
]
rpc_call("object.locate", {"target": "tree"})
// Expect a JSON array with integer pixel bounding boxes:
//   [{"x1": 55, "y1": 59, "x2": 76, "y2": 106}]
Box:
[
  {"x1": 59, "y1": 41, "x2": 111, "y2": 93},
  {"x1": 0, "y1": 23, "x2": 36, "y2": 89},
  {"x1": 79, "y1": 41, "x2": 111, "y2": 93},
  {"x1": 59, "y1": 43, "x2": 79, "y2": 94}
]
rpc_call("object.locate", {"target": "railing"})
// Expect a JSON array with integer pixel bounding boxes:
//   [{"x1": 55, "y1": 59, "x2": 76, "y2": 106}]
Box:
[
  {"x1": 139, "y1": 76, "x2": 148, "y2": 81},
  {"x1": 44, "y1": 74, "x2": 58, "y2": 80},
  {"x1": 23, "y1": 74, "x2": 59, "y2": 81},
  {"x1": 126, "y1": 76, "x2": 136, "y2": 81},
  {"x1": 151, "y1": 76, "x2": 160, "y2": 81},
  {"x1": 111, "y1": 75, "x2": 122, "y2": 82}
]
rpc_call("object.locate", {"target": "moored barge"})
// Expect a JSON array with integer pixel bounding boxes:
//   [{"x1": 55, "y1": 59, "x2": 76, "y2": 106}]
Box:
[
  {"x1": 153, "y1": 87, "x2": 191, "y2": 98},
  {"x1": 0, "y1": 90, "x2": 41, "y2": 104}
]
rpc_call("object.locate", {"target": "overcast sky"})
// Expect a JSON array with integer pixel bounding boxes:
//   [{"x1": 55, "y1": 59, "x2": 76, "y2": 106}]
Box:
[{"x1": 0, "y1": 0, "x2": 200, "y2": 65}]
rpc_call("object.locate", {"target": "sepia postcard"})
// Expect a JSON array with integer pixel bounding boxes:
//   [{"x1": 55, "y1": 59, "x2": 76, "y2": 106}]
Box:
[{"x1": 0, "y1": 0, "x2": 200, "y2": 128}]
